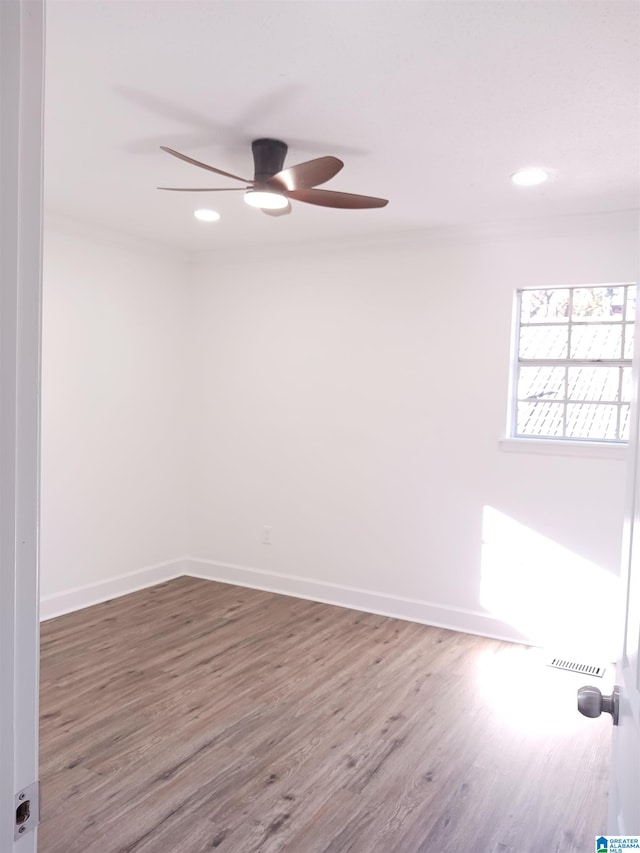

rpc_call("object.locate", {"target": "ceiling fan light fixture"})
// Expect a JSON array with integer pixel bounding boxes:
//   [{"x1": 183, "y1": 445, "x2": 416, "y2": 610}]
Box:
[
  {"x1": 244, "y1": 190, "x2": 289, "y2": 210},
  {"x1": 194, "y1": 209, "x2": 220, "y2": 222},
  {"x1": 511, "y1": 167, "x2": 551, "y2": 187}
]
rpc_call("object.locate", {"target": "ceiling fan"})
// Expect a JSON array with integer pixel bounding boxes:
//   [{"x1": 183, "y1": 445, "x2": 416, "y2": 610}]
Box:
[{"x1": 158, "y1": 138, "x2": 388, "y2": 216}]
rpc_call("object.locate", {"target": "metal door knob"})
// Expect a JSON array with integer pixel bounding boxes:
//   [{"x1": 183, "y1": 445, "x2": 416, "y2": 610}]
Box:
[{"x1": 577, "y1": 685, "x2": 619, "y2": 725}]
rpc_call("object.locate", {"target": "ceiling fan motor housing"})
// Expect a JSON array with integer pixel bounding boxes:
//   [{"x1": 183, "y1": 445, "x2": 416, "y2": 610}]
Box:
[{"x1": 252, "y1": 138, "x2": 288, "y2": 185}]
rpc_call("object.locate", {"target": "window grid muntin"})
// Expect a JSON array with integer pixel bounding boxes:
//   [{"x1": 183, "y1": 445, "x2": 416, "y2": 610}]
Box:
[
  {"x1": 564, "y1": 286, "x2": 572, "y2": 438},
  {"x1": 513, "y1": 283, "x2": 636, "y2": 443},
  {"x1": 620, "y1": 287, "x2": 629, "y2": 447}
]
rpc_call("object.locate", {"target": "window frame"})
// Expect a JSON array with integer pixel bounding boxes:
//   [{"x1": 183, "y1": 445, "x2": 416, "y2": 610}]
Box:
[{"x1": 509, "y1": 282, "x2": 636, "y2": 445}]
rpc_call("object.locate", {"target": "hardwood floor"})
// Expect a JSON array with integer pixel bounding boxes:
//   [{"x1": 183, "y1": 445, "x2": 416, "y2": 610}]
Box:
[{"x1": 40, "y1": 577, "x2": 611, "y2": 853}]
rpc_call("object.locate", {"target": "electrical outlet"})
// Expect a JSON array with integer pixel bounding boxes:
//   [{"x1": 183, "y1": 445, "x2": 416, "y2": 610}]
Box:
[{"x1": 262, "y1": 524, "x2": 272, "y2": 545}]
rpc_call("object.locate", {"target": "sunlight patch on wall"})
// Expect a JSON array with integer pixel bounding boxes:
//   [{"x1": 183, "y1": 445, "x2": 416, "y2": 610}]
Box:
[{"x1": 481, "y1": 506, "x2": 619, "y2": 660}]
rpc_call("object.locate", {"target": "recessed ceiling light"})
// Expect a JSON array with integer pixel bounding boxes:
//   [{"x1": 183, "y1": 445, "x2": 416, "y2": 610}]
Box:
[
  {"x1": 244, "y1": 190, "x2": 289, "y2": 210},
  {"x1": 511, "y1": 167, "x2": 551, "y2": 187},
  {"x1": 194, "y1": 209, "x2": 220, "y2": 222}
]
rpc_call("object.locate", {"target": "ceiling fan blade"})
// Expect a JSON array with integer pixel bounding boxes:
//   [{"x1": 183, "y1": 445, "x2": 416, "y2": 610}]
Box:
[
  {"x1": 160, "y1": 146, "x2": 251, "y2": 183},
  {"x1": 287, "y1": 188, "x2": 388, "y2": 209},
  {"x1": 262, "y1": 201, "x2": 292, "y2": 217},
  {"x1": 157, "y1": 186, "x2": 247, "y2": 191},
  {"x1": 267, "y1": 156, "x2": 344, "y2": 192}
]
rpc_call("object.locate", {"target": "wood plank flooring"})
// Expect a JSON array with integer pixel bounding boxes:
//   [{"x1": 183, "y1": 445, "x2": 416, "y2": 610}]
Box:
[{"x1": 39, "y1": 577, "x2": 611, "y2": 853}]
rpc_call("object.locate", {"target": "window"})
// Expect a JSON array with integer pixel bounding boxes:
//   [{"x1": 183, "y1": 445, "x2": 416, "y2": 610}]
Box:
[{"x1": 511, "y1": 284, "x2": 636, "y2": 443}]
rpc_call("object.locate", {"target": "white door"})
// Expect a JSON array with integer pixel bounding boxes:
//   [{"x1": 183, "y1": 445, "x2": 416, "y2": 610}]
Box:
[
  {"x1": 607, "y1": 315, "x2": 640, "y2": 834},
  {"x1": 0, "y1": 1, "x2": 45, "y2": 851}
]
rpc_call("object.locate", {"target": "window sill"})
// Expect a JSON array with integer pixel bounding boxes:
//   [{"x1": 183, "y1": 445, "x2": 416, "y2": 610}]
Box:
[{"x1": 499, "y1": 437, "x2": 628, "y2": 460}]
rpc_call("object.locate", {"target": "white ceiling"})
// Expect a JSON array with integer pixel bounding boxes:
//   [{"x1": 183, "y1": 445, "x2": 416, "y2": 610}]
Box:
[{"x1": 45, "y1": 0, "x2": 640, "y2": 252}]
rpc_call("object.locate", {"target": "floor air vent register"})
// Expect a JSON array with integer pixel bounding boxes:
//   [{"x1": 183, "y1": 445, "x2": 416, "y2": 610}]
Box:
[{"x1": 547, "y1": 657, "x2": 606, "y2": 678}]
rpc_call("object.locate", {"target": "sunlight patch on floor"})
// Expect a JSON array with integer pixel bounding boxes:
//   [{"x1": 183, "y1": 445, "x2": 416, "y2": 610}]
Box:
[{"x1": 475, "y1": 645, "x2": 614, "y2": 736}]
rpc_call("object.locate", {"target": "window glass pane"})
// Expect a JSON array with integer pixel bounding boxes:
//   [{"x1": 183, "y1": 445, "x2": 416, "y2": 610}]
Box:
[
  {"x1": 622, "y1": 368, "x2": 632, "y2": 403},
  {"x1": 626, "y1": 286, "x2": 637, "y2": 321},
  {"x1": 570, "y1": 325, "x2": 622, "y2": 359},
  {"x1": 567, "y1": 366, "x2": 621, "y2": 402},
  {"x1": 625, "y1": 323, "x2": 635, "y2": 359},
  {"x1": 516, "y1": 402, "x2": 564, "y2": 437},
  {"x1": 519, "y1": 325, "x2": 568, "y2": 359},
  {"x1": 572, "y1": 287, "x2": 624, "y2": 321},
  {"x1": 517, "y1": 366, "x2": 564, "y2": 401},
  {"x1": 566, "y1": 404, "x2": 618, "y2": 440},
  {"x1": 520, "y1": 289, "x2": 569, "y2": 323},
  {"x1": 512, "y1": 283, "x2": 636, "y2": 444},
  {"x1": 621, "y1": 405, "x2": 631, "y2": 440}
]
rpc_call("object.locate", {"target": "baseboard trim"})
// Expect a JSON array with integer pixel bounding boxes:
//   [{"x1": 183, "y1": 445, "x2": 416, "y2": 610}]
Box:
[
  {"x1": 184, "y1": 558, "x2": 532, "y2": 645},
  {"x1": 40, "y1": 559, "x2": 187, "y2": 621},
  {"x1": 40, "y1": 556, "x2": 534, "y2": 645}
]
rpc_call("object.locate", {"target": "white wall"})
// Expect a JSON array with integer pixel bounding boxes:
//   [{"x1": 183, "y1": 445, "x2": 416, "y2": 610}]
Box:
[
  {"x1": 40, "y1": 221, "x2": 190, "y2": 614},
  {"x1": 187, "y1": 211, "x2": 638, "y2": 653},
  {"x1": 40, "y1": 210, "x2": 638, "y2": 653}
]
